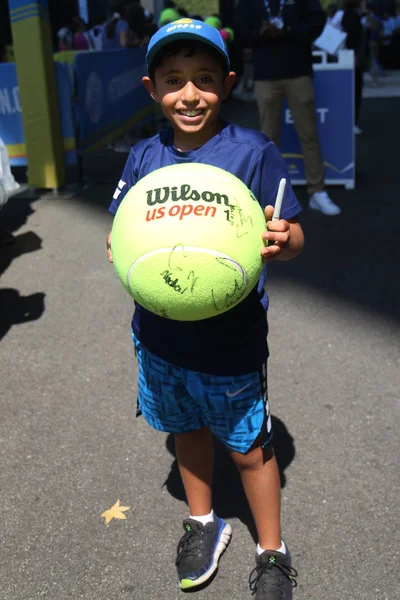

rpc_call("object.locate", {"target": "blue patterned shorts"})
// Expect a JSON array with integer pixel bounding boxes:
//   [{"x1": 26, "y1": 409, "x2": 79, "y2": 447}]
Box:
[{"x1": 133, "y1": 334, "x2": 273, "y2": 454}]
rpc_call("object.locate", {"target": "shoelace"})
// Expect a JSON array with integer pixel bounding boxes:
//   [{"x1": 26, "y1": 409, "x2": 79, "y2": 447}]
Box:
[
  {"x1": 248, "y1": 561, "x2": 298, "y2": 595},
  {"x1": 176, "y1": 529, "x2": 203, "y2": 566}
]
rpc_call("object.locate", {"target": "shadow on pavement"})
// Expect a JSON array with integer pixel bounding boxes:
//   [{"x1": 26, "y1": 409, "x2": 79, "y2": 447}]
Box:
[
  {"x1": 0, "y1": 192, "x2": 45, "y2": 339},
  {"x1": 0, "y1": 230, "x2": 43, "y2": 278},
  {"x1": 0, "y1": 289, "x2": 46, "y2": 341},
  {"x1": 163, "y1": 416, "x2": 295, "y2": 543}
]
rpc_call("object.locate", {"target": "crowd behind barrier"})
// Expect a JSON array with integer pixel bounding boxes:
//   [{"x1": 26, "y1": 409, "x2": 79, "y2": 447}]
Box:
[
  {"x1": 0, "y1": 48, "x2": 155, "y2": 172},
  {"x1": 1, "y1": 0, "x2": 374, "y2": 190}
]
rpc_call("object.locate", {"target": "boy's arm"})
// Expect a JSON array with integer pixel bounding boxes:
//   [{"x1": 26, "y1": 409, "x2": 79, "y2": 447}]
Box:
[{"x1": 261, "y1": 207, "x2": 304, "y2": 263}]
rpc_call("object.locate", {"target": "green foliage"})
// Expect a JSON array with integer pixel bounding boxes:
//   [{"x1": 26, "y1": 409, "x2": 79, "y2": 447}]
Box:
[{"x1": 177, "y1": 0, "x2": 219, "y2": 19}]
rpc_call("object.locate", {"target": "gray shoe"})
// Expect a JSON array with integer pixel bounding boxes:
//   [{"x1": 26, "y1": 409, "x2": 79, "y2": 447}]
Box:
[
  {"x1": 249, "y1": 549, "x2": 298, "y2": 598},
  {"x1": 176, "y1": 516, "x2": 232, "y2": 589}
]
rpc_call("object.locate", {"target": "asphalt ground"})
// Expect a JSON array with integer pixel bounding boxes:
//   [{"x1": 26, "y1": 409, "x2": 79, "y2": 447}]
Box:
[{"x1": 1, "y1": 96, "x2": 399, "y2": 600}]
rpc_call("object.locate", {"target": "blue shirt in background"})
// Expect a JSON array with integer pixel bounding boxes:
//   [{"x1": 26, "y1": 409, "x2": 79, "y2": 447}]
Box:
[
  {"x1": 101, "y1": 19, "x2": 129, "y2": 49},
  {"x1": 109, "y1": 123, "x2": 302, "y2": 375}
]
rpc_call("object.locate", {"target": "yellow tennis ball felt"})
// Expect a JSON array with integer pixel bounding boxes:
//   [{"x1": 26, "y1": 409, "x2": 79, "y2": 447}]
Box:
[{"x1": 111, "y1": 163, "x2": 266, "y2": 321}]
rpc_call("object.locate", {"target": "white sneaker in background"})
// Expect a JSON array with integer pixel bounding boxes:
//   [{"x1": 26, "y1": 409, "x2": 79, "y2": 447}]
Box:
[
  {"x1": 113, "y1": 143, "x2": 131, "y2": 153},
  {"x1": 309, "y1": 191, "x2": 341, "y2": 215},
  {"x1": 353, "y1": 125, "x2": 363, "y2": 135}
]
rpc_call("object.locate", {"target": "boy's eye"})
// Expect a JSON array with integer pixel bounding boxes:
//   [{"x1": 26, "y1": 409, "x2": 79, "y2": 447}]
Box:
[
  {"x1": 166, "y1": 77, "x2": 180, "y2": 85},
  {"x1": 198, "y1": 76, "x2": 212, "y2": 84}
]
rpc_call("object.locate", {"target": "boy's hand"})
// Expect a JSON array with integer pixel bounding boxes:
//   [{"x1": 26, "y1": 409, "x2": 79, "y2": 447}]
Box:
[
  {"x1": 107, "y1": 231, "x2": 113, "y2": 263},
  {"x1": 260, "y1": 205, "x2": 290, "y2": 263}
]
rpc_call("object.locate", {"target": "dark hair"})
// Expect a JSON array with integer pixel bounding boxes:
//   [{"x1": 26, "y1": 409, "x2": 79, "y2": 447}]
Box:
[
  {"x1": 343, "y1": 0, "x2": 360, "y2": 9},
  {"x1": 126, "y1": 3, "x2": 146, "y2": 37},
  {"x1": 71, "y1": 16, "x2": 86, "y2": 35},
  {"x1": 149, "y1": 40, "x2": 228, "y2": 81},
  {"x1": 106, "y1": 16, "x2": 119, "y2": 39},
  {"x1": 106, "y1": 0, "x2": 127, "y2": 38},
  {"x1": 92, "y1": 13, "x2": 106, "y2": 26}
]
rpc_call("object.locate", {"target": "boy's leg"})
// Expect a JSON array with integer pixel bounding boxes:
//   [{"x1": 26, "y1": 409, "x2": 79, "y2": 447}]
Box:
[
  {"x1": 174, "y1": 427, "x2": 232, "y2": 589},
  {"x1": 174, "y1": 426, "x2": 213, "y2": 516},
  {"x1": 133, "y1": 337, "x2": 231, "y2": 589},
  {"x1": 231, "y1": 442, "x2": 297, "y2": 598},
  {"x1": 230, "y1": 444, "x2": 281, "y2": 551},
  {"x1": 190, "y1": 363, "x2": 297, "y2": 598}
]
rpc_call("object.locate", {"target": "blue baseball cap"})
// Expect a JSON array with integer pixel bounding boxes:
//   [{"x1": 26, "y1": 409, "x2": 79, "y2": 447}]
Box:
[{"x1": 146, "y1": 18, "x2": 230, "y2": 74}]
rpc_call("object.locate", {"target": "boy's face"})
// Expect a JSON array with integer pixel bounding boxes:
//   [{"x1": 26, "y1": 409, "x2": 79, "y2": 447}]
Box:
[{"x1": 143, "y1": 49, "x2": 236, "y2": 151}]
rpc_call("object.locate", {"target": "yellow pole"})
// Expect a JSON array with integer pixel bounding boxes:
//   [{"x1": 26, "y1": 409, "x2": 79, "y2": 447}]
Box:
[{"x1": 9, "y1": 0, "x2": 65, "y2": 189}]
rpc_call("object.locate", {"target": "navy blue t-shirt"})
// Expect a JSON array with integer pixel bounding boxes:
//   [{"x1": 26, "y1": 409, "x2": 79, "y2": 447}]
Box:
[{"x1": 109, "y1": 123, "x2": 302, "y2": 375}]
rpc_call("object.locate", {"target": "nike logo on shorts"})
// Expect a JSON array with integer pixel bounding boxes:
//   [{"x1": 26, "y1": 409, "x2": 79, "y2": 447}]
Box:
[{"x1": 226, "y1": 382, "x2": 252, "y2": 398}]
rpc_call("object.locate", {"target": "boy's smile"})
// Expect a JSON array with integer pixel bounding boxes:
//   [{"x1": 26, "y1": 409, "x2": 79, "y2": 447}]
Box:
[{"x1": 143, "y1": 50, "x2": 235, "y2": 151}]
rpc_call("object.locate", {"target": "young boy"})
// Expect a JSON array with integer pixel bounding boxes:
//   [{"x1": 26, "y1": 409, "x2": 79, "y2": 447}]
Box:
[{"x1": 107, "y1": 19, "x2": 304, "y2": 599}]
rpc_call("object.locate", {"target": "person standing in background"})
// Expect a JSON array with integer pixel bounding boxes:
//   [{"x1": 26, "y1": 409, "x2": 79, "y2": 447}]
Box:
[
  {"x1": 342, "y1": 0, "x2": 366, "y2": 134},
  {"x1": 236, "y1": 0, "x2": 342, "y2": 216},
  {"x1": 125, "y1": 3, "x2": 150, "y2": 47},
  {"x1": 101, "y1": 1, "x2": 132, "y2": 50},
  {"x1": 361, "y1": 4, "x2": 382, "y2": 86},
  {"x1": 70, "y1": 16, "x2": 94, "y2": 50},
  {"x1": 89, "y1": 14, "x2": 107, "y2": 50}
]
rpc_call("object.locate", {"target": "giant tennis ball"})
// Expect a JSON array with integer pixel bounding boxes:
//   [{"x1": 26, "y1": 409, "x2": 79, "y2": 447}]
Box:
[{"x1": 111, "y1": 163, "x2": 266, "y2": 321}]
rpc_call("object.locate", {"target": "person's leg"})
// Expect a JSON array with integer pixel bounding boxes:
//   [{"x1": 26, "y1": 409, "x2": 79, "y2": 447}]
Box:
[
  {"x1": 230, "y1": 444, "x2": 281, "y2": 550},
  {"x1": 285, "y1": 75, "x2": 341, "y2": 215},
  {"x1": 174, "y1": 426, "x2": 214, "y2": 516},
  {"x1": 254, "y1": 79, "x2": 283, "y2": 146},
  {"x1": 193, "y1": 362, "x2": 282, "y2": 550},
  {"x1": 174, "y1": 426, "x2": 232, "y2": 589},
  {"x1": 284, "y1": 75, "x2": 325, "y2": 196},
  {"x1": 133, "y1": 337, "x2": 231, "y2": 589},
  {"x1": 355, "y1": 66, "x2": 364, "y2": 127},
  {"x1": 203, "y1": 363, "x2": 297, "y2": 597}
]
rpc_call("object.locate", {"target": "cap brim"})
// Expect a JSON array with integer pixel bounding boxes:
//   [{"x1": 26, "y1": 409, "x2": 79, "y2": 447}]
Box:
[{"x1": 146, "y1": 32, "x2": 230, "y2": 73}]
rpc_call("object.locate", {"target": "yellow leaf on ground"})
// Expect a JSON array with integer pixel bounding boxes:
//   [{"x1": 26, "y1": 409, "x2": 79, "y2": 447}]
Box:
[{"x1": 101, "y1": 499, "x2": 130, "y2": 525}]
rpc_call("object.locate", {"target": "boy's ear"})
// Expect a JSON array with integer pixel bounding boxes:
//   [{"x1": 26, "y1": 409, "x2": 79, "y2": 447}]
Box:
[
  {"x1": 142, "y1": 76, "x2": 160, "y2": 102},
  {"x1": 222, "y1": 71, "x2": 237, "y2": 100}
]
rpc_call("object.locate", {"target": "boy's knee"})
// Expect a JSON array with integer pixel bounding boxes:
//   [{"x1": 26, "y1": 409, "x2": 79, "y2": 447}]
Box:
[{"x1": 230, "y1": 444, "x2": 274, "y2": 472}]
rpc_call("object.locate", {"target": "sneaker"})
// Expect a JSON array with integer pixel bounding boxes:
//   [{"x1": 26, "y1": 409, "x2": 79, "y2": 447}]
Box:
[
  {"x1": 113, "y1": 143, "x2": 132, "y2": 153},
  {"x1": 249, "y1": 550, "x2": 298, "y2": 599},
  {"x1": 309, "y1": 191, "x2": 341, "y2": 216},
  {"x1": 176, "y1": 516, "x2": 232, "y2": 589}
]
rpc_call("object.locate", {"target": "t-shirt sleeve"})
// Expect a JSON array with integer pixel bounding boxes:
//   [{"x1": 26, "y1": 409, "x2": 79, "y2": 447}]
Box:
[
  {"x1": 249, "y1": 142, "x2": 302, "y2": 221},
  {"x1": 108, "y1": 148, "x2": 137, "y2": 216}
]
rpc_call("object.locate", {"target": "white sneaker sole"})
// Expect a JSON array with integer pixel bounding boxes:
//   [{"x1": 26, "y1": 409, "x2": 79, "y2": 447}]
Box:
[
  {"x1": 309, "y1": 199, "x2": 341, "y2": 215},
  {"x1": 180, "y1": 523, "x2": 232, "y2": 589}
]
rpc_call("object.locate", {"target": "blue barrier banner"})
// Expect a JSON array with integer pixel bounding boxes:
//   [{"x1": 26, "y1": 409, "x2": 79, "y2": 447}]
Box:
[
  {"x1": 0, "y1": 64, "x2": 25, "y2": 166},
  {"x1": 0, "y1": 62, "x2": 77, "y2": 167},
  {"x1": 280, "y1": 51, "x2": 355, "y2": 189},
  {"x1": 74, "y1": 48, "x2": 154, "y2": 153}
]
